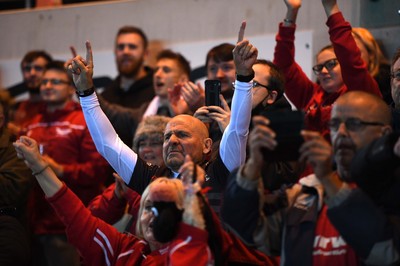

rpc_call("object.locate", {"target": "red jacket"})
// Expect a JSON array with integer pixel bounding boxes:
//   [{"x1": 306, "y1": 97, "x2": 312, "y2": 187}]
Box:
[
  {"x1": 88, "y1": 182, "x2": 141, "y2": 233},
  {"x1": 22, "y1": 101, "x2": 111, "y2": 234},
  {"x1": 48, "y1": 184, "x2": 213, "y2": 266},
  {"x1": 274, "y1": 12, "x2": 381, "y2": 140}
]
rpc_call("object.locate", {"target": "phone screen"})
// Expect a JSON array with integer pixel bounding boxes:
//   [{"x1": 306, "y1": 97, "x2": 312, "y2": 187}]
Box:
[
  {"x1": 205, "y1": 80, "x2": 221, "y2": 107},
  {"x1": 259, "y1": 110, "x2": 305, "y2": 161}
]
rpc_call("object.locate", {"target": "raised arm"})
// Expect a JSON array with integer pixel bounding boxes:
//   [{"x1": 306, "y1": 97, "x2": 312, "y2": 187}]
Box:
[
  {"x1": 68, "y1": 41, "x2": 138, "y2": 184},
  {"x1": 220, "y1": 21, "x2": 257, "y2": 172},
  {"x1": 274, "y1": 0, "x2": 317, "y2": 109},
  {"x1": 322, "y1": 0, "x2": 381, "y2": 96},
  {"x1": 14, "y1": 136, "x2": 62, "y2": 197}
]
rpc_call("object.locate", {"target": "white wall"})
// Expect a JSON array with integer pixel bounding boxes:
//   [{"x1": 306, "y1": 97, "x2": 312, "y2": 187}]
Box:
[{"x1": 0, "y1": 0, "x2": 359, "y2": 88}]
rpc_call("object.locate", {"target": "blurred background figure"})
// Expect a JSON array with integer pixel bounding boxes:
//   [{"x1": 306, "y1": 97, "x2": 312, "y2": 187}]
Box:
[
  {"x1": 20, "y1": 61, "x2": 111, "y2": 266},
  {"x1": 0, "y1": 90, "x2": 32, "y2": 266},
  {"x1": 100, "y1": 26, "x2": 154, "y2": 109},
  {"x1": 352, "y1": 27, "x2": 392, "y2": 105},
  {"x1": 7, "y1": 51, "x2": 53, "y2": 137}
]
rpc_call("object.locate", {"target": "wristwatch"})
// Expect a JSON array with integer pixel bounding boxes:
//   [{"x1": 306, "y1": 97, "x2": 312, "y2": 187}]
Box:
[
  {"x1": 236, "y1": 71, "x2": 255, "y2": 82},
  {"x1": 76, "y1": 87, "x2": 95, "y2": 97}
]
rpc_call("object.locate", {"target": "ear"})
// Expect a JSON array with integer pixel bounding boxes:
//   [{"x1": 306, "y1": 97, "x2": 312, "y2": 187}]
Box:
[
  {"x1": 143, "y1": 48, "x2": 150, "y2": 60},
  {"x1": 381, "y1": 125, "x2": 392, "y2": 136},
  {"x1": 266, "y1": 90, "x2": 278, "y2": 105},
  {"x1": 202, "y1": 137, "x2": 212, "y2": 155}
]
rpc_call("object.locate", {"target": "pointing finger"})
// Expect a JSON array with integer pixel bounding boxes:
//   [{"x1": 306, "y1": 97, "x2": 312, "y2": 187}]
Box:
[
  {"x1": 237, "y1": 20, "x2": 246, "y2": 43},
  {"x1": 70, "y1": 46, "x2": 78, "y2": 58},
  {"x1": 85, "y1": 41, "x2": 93, "y2": 68}
]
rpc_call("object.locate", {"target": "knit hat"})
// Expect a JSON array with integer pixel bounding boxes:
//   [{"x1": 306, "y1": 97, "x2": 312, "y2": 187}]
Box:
[{"x1": 132, "y1": 115, "x2": 171, "y2": 152}]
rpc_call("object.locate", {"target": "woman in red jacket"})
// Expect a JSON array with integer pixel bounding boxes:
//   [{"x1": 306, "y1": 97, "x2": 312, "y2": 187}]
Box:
[
  {"x1": 274, "y1": 0, "x2": 382, "y2": 140},
  {"x1": 14, "y1": 135, "x2": 212, "y2": 266}
]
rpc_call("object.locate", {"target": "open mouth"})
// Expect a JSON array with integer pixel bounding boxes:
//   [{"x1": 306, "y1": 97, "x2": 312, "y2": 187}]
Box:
[{"x1": 143, "y1": 154, "x2": 155, "y2": 161}]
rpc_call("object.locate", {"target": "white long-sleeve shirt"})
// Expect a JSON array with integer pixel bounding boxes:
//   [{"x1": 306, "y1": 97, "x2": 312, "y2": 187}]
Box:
[{"x1": 79, "y1": 80, "x2": 252, "y2": 184}]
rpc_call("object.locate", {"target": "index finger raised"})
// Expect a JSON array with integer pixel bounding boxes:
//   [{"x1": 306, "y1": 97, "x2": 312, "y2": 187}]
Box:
[
  {"x1": 237, "y1": 20, "x2": 246, "y2": 43},
  {"x1": 85, "y1": 41, "x2": 93, "y2": 68}
]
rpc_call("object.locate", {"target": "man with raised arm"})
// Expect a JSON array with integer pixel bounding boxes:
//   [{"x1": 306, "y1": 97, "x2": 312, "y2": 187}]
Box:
[{"x1": 68, "y1": 22, "x2": 257, "y2": 215}]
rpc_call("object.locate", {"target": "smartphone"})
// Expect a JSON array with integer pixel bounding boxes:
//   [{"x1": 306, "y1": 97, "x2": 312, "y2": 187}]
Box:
[
  {"x1": 259, "y1": 110, "x2": 305, "y2": 161},
  {"x1": 205, "y1": 80, "x2": 221, "y2": 107}
]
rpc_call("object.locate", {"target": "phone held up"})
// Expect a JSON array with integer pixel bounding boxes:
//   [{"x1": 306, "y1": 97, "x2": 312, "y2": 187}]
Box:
[
  {"x1": 259, "y1": 110, "x2": 305, "y2": 161},
  {"x1": 205, "y1": 80, "x2": 221, "y2": 107}
]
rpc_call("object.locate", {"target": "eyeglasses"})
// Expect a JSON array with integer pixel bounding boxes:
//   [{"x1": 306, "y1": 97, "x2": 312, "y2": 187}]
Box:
[
  {"x1": 252, "y1": 81, "x2": 270, "y2": 91},
  {"x1": 22, "y1": 65, "x2": 45, "y2": 73},
  {"x1": 391, "y1": 70, "x2": 400, "y2": 81},
  {"x1": 328, "y1": 117, "x2": 385, "y2": 132},
  {"x1": 312, "y1": 58, "x2": 339, "y2": 75},
  {"x1": 41, "y1": 79, "x2": 70, "y2": 86}
]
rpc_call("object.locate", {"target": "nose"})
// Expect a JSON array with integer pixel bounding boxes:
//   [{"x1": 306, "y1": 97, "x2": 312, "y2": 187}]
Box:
[
  {"x1": 141, "y1": 145, "x2": 153, "y2": 153},
  {"x1": 216, "y1": 67, "x2": 225, "y2": 79},
  {"x1": 168, "y1": 133, "x2": 179, "y2": 144},
  {"x1": 320, "y1": 65, "x2": 330, "y2": 74},
  {"x1": 154, "y1": 68, "x2": 163, "y2": 78},
  {"x1": 336, "y1": 121, "x2": 349, "y2": 135},
  {"x1": 29, "y1": 67, "x2": 37, "y2": 75}
]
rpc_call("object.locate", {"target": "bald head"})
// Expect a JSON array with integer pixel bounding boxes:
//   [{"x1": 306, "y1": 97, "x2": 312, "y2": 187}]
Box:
[
  {"x1": 331, "y1": 91, "x2": 392, "y2": 180},
  {"x1": 334, "y1": 91, "x2": 391, "y2": 125},
  {"x1": 168, "y1": 115, "x2": 210, "y2": 138}
]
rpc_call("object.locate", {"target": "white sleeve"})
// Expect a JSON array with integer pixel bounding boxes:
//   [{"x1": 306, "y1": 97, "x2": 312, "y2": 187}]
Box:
[
  {"x1": 79, "y1": 93, "x2": 137, "y2": 184},
  {"x1": 220, "y1": 81, "x2": 252, "y2": 172}
]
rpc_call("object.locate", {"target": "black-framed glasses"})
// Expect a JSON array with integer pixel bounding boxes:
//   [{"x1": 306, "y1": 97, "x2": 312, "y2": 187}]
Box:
[
  {"x1": 41, "y1": 79, "x2": 70, "y2": 86},
  {"x1": 312, "y1": 58, "x2": 339, "y2": 75},
  {"x1": 252, "y1": 81, "x2": 270, "y2": 91},
  {"x1": 328, "y1": 117, "x2": 385, "y2": 132},
  {"x1": 22, "y1": 65, "x2": 45, "y2": 73},
  {"x1": 391, "y1": 70, "x2": 400, "y2": 81}
]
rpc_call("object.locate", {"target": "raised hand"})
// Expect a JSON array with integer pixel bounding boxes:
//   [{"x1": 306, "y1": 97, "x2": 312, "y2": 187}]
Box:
[
  {"x1": 205, "y1": 95, "x2": 231, "y2": 133},
  {"x1": 64, "y1": 46, "x2": 78, "y2": 69},
  {"x1": 114, "y1": 172, "x2": 129, "y2": 200},
  {"x1": 168, "y1": 84, "x2": 191, "y2": 115},
  {"x1": 299, "y1": 130, "x2": 333, "y2": 179},
  {"x1": 242, "y1": 116, "x2": 277, "y2": 181},
  {"x1": 321, "y1": 0, "x2": 339, "y2": 17},
  {"x1": 180, "y1": 81, "x2": 205, "y2": 113},
  {"x1": 179, "y1": 155, "x2": 205, "y2": 189},
  {"x1": 282, "y1": 0, "x2": 301, "y2": 26},
  {"x1": 68, "y1": 41, "x2": 94, "y2": 92},
  {"x1": 284, "y1": 0, "x2": 302, "y2": 10},
  {"x1": 13, "y1": 136, "x2": 47, "y2": 173},
  {"x1": 233, "y1": 21, "x2": 258, "y2": 76}
]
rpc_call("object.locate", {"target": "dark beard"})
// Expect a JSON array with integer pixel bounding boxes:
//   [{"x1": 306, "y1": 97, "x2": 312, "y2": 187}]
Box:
[{"x1": 117, "y1": 56, "x2": 144, "y2": 78}]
